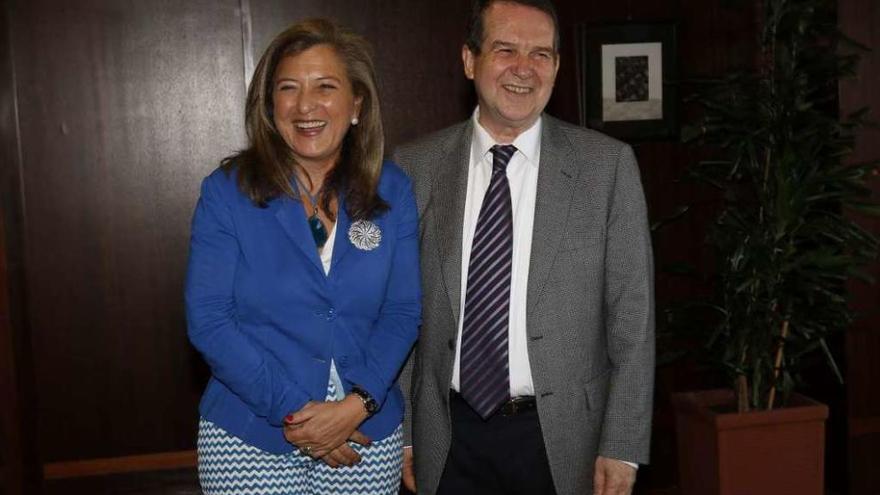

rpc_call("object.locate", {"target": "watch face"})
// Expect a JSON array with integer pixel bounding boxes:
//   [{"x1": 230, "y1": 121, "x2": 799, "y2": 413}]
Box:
[{"x1": 364, "y1": 395, "x2": 378, "y2": 413}]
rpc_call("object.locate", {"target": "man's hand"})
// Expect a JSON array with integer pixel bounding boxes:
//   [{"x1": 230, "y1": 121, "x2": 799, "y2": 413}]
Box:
[
  {"x1": 593, "y1": 456, "x2": 636, "y2": 495},
  {"x1": 401, "y1": 446, "x2": 416, "y2": 492}
]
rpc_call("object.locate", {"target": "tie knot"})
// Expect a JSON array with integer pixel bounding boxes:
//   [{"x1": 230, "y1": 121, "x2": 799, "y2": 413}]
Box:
[{"x1": 490, "y1": 144, "x2": 517, "y2": 173}]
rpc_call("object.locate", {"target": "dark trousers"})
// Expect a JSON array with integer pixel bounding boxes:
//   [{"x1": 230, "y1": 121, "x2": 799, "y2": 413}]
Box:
[{"x1": 437, "y1": 392, "x2": 557, "y2": 495}]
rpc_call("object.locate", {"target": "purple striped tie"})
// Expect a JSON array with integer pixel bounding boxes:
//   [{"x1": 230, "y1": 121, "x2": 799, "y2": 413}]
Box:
[{"x1": 459, "y1": 144, "x2": 516, "y2": 419}]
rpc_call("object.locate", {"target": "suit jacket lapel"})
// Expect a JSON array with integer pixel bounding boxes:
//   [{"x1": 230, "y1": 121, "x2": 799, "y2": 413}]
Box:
[
  {"x1": 528, "y1": 116, "x2": 579, "y2": 318},
  {"x1": 273, "y1": 196, "x2": 325, "y2": 274},
  {"x1": 432, "y1": 121, "x2": 472, "y2": 325},
  {"x1": 330, "y1": 193, "x2": 353, "y2": 270}
]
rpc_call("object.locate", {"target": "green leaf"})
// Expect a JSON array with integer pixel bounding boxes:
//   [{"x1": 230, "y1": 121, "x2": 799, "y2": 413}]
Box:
[
  {"x1": 651, "y1": 205, "x2": 691, "y2": 232},
  {"x1": 681, "y1": 125, "x2": 704, "y2": 143},
  {"x1": 819, "y1": 338, "x2": 844, "y2": 384},
  {"x1": 661, "y1": 261, "x2": 700, "y2": 276},
  {"x1": 846, "y1": 203, "x2": 880, "y2": 216}
]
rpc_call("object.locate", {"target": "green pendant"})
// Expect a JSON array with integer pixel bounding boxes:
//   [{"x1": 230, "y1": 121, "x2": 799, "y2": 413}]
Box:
[
  {"x1": 293, "y1": 176, "x2": 328, "y2": 249},
  {"x1": 308, "y1": 212, "x2": 328, "y2": 248}
]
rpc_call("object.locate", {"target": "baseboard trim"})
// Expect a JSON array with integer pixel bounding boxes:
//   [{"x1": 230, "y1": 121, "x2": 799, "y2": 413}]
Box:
[{"x1": 43, "y1": 450, "x2": 197, "y2": 479}]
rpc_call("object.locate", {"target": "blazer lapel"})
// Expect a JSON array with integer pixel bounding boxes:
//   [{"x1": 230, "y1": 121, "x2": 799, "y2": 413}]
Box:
[
  {"x1": 273, "y1": 196, "x2": 324, "y2": 274},
  {"x1": 432, "y1": 122, "x2": 472, "y2": 325},
  {"x1": 527, "y1": 116, "x2": 579, "y2": 317},
  {"x1": 330, "y1": 194, "x2": 353, "y2": 270}
]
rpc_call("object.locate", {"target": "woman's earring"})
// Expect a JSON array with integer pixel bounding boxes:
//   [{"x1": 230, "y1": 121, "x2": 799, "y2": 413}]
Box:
[{"x1": 351, "y1": 117, "x2": 359, "y2": 126}]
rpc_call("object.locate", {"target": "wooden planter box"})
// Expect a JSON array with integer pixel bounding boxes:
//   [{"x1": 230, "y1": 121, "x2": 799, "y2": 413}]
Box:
[{"x1": 672, "y1": 389, "x2": 828, "y2": 495}]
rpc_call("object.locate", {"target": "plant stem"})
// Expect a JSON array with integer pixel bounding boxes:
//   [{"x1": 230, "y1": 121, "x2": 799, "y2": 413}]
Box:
[
  {"x1": 737, "y1": 345, "x2": 750, "y2": 412},
  {"x1": 736, "y1": 375, "x2": 750, "y2": 413},
  {"x1": 767, "y1": 319, "x2": 790, "y2": 410}
]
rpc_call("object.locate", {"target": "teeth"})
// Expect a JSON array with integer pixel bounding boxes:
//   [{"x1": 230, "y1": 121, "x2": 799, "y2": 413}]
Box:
[
  {"x1": 504, "y1": 85, "x2": 532, "y2": 94},
  {"x1": 296, "y1": 121, "x2": 326, "y2": 129}
]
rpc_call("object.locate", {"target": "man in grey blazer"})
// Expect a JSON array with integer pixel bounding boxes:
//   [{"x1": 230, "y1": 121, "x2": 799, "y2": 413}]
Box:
[{"x1": 394, "y1": 1, "x2": 654, "y2": 494}]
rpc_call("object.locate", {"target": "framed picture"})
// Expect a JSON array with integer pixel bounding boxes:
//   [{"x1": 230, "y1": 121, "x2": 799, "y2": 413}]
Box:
[{"x1": 575, "y1": 22, "x2": 678, "y2": 141}]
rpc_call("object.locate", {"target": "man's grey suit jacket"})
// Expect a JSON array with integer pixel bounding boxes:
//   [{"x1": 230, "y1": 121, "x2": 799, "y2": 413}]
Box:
[{"x1": 394, "y1": 114, "x2": 655, "y2": 495}]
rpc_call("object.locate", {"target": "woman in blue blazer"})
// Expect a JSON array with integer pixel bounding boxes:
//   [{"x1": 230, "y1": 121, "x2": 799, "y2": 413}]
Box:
[{"x1": 185, "y1": 19, "x2": 420, "y2": 495}]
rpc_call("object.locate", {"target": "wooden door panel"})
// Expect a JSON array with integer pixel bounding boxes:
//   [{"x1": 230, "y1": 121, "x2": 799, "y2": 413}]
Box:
[{"x1": 10, "y1": 0, "x2": 245, "y2": 461}]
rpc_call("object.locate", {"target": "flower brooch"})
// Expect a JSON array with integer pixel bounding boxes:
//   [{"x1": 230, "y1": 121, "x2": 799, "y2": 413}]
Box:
[{"x1": 348, "y1": 220, "x2": 381, "y2": 251}]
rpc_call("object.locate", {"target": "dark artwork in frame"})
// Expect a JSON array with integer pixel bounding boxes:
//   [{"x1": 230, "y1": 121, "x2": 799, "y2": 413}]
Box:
[{"x1": 575, "y1": 22, "x2": 679, "y2": 141}]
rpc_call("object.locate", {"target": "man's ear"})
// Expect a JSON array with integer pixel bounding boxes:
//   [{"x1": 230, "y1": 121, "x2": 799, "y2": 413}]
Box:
[{"x1": 462, "y1": 44, "x2": 476, "y2": 80}]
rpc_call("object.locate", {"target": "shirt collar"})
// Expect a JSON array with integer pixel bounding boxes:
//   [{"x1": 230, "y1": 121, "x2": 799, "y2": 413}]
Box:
[{"x1": 470, "y1": 107, "x2": 542, "y2": 169}]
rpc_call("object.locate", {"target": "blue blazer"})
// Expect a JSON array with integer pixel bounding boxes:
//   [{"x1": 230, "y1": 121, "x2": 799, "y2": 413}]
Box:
[{"x1": 185, "y1": 161, "x2": 421, "y2": 454}]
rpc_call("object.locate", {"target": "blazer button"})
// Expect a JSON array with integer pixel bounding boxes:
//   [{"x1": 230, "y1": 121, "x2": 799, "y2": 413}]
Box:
[{"x1": 447, "y1": 339, "x2": 455, "y2": 351}]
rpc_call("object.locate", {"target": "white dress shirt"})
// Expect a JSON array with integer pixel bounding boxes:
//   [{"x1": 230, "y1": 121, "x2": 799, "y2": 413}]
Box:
[{"x1": 451, "y1": 109, "x2": 541, "y2": 397}]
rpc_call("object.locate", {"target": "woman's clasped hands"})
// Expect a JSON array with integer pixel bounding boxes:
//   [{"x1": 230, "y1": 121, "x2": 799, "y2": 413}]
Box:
[{"x1": 283, "y1": 396, "x2": 372, "y2": 468}]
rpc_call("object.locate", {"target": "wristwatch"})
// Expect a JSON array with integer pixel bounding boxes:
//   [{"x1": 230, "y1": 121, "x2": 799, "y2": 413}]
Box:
[{"x1": 350, "y1": 385, "x2": 379, "y2": 416}]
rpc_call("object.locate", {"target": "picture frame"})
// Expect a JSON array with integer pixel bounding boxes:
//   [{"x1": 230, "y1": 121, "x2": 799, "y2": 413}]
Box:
[{"x1": 575, "y1": 22, "x2": 678, "y2": 141}]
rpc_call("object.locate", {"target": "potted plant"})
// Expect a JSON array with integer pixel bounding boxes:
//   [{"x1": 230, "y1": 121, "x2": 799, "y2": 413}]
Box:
[{"x1": 672, "y1": 0, "x2": 879, "y2": 493}]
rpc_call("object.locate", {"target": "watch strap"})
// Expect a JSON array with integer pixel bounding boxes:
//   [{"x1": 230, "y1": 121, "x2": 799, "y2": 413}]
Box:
[{"x1": 350, "y1": 385, "x2": 378, "y2": 416}]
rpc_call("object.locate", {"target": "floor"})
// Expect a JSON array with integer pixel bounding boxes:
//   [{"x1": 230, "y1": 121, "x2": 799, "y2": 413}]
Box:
[
  {"x1": 43, "y1": 469, "x2": 201, "y2": 495},
  {"x1": 42, "y1": 469, "x2": 682, "y2": 494}
]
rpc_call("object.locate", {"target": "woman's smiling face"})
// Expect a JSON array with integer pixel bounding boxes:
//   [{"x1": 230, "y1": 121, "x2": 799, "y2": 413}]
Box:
[{"x1": 272, "y1": 44, "x2": 362, "y2": 172}]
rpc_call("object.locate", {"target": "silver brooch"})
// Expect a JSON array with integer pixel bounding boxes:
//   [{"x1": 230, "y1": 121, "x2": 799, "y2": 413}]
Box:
[{"x1": 348, "y1": 220, "x2": 382, "y2": 251}]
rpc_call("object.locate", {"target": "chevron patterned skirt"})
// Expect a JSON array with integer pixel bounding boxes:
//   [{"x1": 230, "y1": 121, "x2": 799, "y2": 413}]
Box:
[{"x1": 197, "y1": 380, "x2": 403, "y2": 495}]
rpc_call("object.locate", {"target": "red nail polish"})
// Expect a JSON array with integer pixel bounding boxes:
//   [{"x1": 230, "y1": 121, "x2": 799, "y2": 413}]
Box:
[{"x1": 284, "y1": 414, "x2": 294, "y2": 423}]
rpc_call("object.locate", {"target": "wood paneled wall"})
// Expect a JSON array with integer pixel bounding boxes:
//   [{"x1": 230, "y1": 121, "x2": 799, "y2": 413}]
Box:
[
  {"x1": 1, "y1": 2, "x2": 22, "y2": 488},
  {"x1": 9, "y1": 0, "x2": 245, "y2": 462},
  {"x1": 840, "y1": 0, "x2": 880, "y2": 493},
  {"x1": 1, "y1": 0, "x2": 41, "y2": 492}
]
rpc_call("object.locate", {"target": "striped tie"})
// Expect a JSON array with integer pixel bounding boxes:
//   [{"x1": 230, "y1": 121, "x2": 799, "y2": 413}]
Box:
[{"x1": 459, "y1": 144, "x2": 516, "y2": 419}]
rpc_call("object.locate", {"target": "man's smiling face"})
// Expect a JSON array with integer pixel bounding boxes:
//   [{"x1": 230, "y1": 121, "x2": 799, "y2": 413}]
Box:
[{"x1": 463, "y1": 1, "x2": 559, "y2": 139}]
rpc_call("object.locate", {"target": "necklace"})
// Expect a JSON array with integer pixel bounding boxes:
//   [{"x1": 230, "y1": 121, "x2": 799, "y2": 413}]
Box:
[{"x1": 294, "y1": 177, "x2": 329, "y2": 249}]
